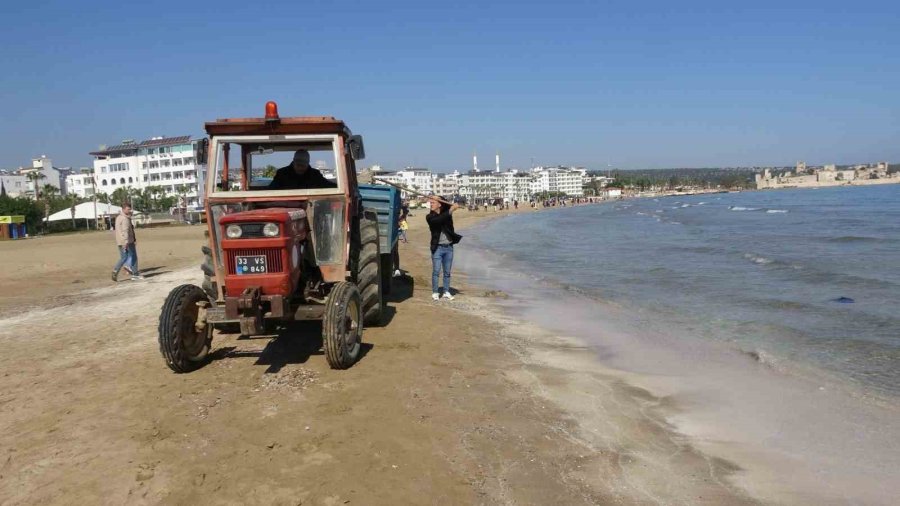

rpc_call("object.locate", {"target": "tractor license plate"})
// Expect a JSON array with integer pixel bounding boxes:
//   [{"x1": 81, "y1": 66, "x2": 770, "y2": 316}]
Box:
[{"x1": 235, "y1": 255, "x2": 267, "y2": 274}]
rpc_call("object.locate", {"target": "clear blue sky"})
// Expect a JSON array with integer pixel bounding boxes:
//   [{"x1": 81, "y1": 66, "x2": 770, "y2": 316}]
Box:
[{"x1": 1, "y1": 0, "x2": 897, "y2": 171}]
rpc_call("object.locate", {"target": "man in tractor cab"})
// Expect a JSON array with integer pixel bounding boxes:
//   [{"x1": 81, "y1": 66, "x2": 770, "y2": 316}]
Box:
[{"x1": 268, "y1": 149, "x2": 337, "y2": 190}]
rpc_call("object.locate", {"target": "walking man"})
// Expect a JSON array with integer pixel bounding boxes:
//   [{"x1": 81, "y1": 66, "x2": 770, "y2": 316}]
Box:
[{"x1": 111, "y1": 203, "x2": 143, "y2": 281}]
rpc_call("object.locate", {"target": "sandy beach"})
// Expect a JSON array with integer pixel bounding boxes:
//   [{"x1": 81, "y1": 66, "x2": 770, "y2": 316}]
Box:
[{"x1": 0, "y1": 208, "x2": 758, "y2": 505}]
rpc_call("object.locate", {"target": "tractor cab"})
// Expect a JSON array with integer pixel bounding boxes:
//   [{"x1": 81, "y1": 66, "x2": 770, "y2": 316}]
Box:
[{"x1": 202, "y1": 103, "x2": 366, "y2": 296}]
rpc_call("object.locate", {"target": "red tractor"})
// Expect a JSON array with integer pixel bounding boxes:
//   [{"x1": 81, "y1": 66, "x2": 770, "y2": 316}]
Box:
[{"x1": 158, "y1": 102, "x2": 398, "y2": 372}]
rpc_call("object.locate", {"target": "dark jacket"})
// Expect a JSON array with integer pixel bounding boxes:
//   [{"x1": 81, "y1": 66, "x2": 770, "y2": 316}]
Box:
[
  {"x1": 426, "y1": 206, "x2": 462, "y2": 253},
  {"x1": 269, "y1": 164, "x2": 337, "y2": 190}
]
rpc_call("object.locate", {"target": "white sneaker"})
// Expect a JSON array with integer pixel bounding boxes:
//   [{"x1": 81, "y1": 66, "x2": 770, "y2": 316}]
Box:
[
  {"x1": 432, "y1": 292, "x2": 440, "y2": 301},
  {"x1": 393, "y1": 269, "x2": 402, "y2": 277},
  {"x1": 130, "y1": 274, "x2": 145, "y2": 281},
  {"x1": 441, "y1": 291, "x2": 454, "y2": 300}
]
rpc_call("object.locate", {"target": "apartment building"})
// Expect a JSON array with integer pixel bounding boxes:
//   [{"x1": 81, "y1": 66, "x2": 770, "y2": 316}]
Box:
[
  {"x1": 0, "y1": 173, "x2": 28, "y2": 197},
  {"x1": 530, "y1": 166, "x2": 584, "y2": 197},
  {"x1": 90, "y1": 136, "x2": 207, "y2": 207},
  {"x1": 65, "y1": 170, "x2": 97, "y2": 199}
]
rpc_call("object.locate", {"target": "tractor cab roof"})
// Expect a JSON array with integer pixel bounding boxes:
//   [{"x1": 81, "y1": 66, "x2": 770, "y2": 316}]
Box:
[{"x1": 205, "y1": 103, "x2": 351, "y2": 138}]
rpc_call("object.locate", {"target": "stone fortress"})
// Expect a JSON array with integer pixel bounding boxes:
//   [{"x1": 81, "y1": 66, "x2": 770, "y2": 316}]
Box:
[{"x1": 756, "y1": 161, "x2": 898, "y2": 189}]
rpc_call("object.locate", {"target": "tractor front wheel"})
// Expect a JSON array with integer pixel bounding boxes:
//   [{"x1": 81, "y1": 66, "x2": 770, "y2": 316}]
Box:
[
  {"x1": 323, "y1": 282, "x2": 362, "y2": 369},
  {"x1": 158, "y1": 284, "x2": 213, "y2": 373}
]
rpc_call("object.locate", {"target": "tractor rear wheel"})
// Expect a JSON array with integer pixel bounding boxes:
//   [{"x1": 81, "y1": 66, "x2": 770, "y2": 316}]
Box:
[
  {"x1": 323, "y1": 281, "x2": 362, "y2": 369},
  {"x1": 356, "y1": 211, "x2": 384, "y2": 326},
  {"x1": 158, "y1": 284, "x2": 213, "y2": 373}
]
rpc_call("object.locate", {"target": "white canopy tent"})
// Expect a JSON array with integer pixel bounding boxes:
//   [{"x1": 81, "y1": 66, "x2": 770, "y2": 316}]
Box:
[{"x1": 47, "y1": 202, "x2": 122, "y2": 222}]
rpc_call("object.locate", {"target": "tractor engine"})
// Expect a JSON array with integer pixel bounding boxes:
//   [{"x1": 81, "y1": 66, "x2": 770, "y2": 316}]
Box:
[{"x1": 219, "y1": 208, "x2": 308, "y2": 334}]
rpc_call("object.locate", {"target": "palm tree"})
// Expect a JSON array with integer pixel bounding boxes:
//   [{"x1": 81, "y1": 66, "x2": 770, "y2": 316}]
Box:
[
  {"x1": 41, "y1": 184, "x2": 59, "y2": 200},
  {"x1": 26, "y1": 171, "x2": 46, "y2": 200},
  {"x1": 68, "y1": 194, "x2": 78, "y2": 230},
  {"x1": 110, "y1": 187, "x2": 130, "y2": 207}
]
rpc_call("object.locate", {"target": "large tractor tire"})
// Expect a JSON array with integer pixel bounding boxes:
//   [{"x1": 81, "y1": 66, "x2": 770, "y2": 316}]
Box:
[
  {"x1": 354, "y1": 210, "x2": 384, "y2": 326},
  {"x1": 158, "y1": 284, "x2": 213, "y2": 373},
  {"x1": 323, "y1": 281, "x2": 362, "y2": 369}
]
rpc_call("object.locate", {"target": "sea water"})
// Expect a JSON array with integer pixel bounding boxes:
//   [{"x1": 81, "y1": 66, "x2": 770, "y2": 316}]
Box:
[{"x1": 458, "y1": 184, "x2": 900, "y2": 503}]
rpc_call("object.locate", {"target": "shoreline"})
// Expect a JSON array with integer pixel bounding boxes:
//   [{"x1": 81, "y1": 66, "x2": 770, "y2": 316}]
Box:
[
  {"x1": 450, "y1": 203, "x2": 900, "y2": 505},
  {"x1": 416, "y1": 205, "x2": 762, "y2": 503}
]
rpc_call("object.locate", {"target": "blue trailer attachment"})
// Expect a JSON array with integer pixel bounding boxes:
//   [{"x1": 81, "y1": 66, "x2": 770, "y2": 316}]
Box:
[{"x1": 359, "y1": 183, "x2": 401, "y2": 294}]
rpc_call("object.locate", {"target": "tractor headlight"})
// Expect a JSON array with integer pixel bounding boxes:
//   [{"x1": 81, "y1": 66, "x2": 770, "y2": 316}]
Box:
[
  {"x1": 262, "y1": 222, "x2": 280, "y2": 237},
  {"x1": 225, "y1": 224, "x2": 243, "y2": 238}
]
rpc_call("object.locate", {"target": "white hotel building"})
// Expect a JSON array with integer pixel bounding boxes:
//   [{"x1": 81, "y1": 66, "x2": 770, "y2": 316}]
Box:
[
  {"x1": 530, "y1": 166, "x2": 584, "y2": 197},
  {"x1": 370, "y1": 164, "x2": 584, "y2": 203},
  {"x1": 90, "y1": 136, "x2": 206, "y2": 207},
  {"x1": 65, "y1": 170, "x2": 97, "y2": 199}
]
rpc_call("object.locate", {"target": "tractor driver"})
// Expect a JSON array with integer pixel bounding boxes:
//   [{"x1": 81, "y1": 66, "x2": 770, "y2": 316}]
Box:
[{"x1": 269, "y1": 149, "x2": 337, "y2": 190}]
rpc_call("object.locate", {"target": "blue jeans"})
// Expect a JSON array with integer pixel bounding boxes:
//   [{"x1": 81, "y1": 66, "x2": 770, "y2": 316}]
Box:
[
  {"x1": 431, "y1": 244, "x2": 453, "y2": 293},
  {"x1": 113, "y1": 243, "x2": 138, "y2": 275}
]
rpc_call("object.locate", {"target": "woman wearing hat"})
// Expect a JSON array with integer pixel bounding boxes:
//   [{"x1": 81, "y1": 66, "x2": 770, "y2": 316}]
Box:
[{"x1": 425, "y1": 196, "x2": 462, "y2": 300}]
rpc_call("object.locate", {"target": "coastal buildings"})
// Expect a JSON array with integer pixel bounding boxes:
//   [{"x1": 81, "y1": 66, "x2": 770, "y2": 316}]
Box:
[
  {"x1": 529, "y1": 166, "x2": 584, "y2": 197},
  {"x1": 431, "y1": 173, "x2": 459, "y2": 196},
  {"x1": 0, "y1": 156, "x2": 69, "y2": 199},
  {"x1": 89, "y1": 136, "x2": 207, "y2": 207},
  {"x1": 0, "y1": 173, "x2": 28, "y2": 197},
  {"x1": 756, "y1": 161, "x2": 898, "y2": 189},
  {"x1": 64, "y1": 170, "x2": 97, "y2": 199},
  {"x1": 370, "y1": 164, "x2": 586, "y2": 203}
]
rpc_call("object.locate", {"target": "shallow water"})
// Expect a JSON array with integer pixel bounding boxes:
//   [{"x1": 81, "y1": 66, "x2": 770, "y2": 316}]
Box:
[
  {"x1": 466, "y1": 184, "x2": 900, "y2": 397},
  {"x1": 458, "y1": 184, "x2": 900, "y2": 503}
]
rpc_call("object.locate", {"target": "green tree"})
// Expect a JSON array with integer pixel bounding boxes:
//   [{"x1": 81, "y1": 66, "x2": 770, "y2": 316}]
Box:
[
  {"x1": 41, "y1": 184, "x2": 59, "y2": 200},
  {"x1": 26, "y1": 171, "x2": 46, "y2": 200},
  {"x1": 110, "y1": 187, "x2": 131, "y2": 206},
  {"x1": 0, "y1": 195, "x2": 44, "y2": 231},
  {"x1": 262, "y1": 164, "x2": 278, "y2": 178},
  {"x1": 158, "y1": 195, "x2": 176, "y2": 211},
  {"x1": 68, "y1": 194, "x2": 78, "y2": 230}
]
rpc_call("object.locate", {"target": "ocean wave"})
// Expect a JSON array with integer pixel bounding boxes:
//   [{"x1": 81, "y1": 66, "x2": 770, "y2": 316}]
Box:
[
  {"x1": 828, "y1": 235, "x2": 886, "y2": 243},
  {"x1": 746, "y1": 296, "x2": 820, "y2": 312},
  {"x1": 766, "y1": 209, "x2": 788, "y2": 214},
  {"x1": 793, "y1": 269, "x2": 900, "y2": 291},
  {"x1": 743, "y1": 253, "x2": 775, "y2": 265},
  {"x1": 729, "y1": 206, "x2": 761, "y2": 211},
  {"x1": 742, "y1": 348, "x2": 780, "y2": 369}
]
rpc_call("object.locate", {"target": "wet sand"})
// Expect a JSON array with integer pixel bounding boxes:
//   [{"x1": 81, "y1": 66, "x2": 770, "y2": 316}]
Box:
[{"x1": 0, "y1": 210, "x2": 757, "y2": 505}]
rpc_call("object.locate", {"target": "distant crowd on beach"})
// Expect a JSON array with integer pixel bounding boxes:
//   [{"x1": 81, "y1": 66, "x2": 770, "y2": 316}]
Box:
[{"x1": 456, "y1": 196, "x2": 606, "y2": 212}]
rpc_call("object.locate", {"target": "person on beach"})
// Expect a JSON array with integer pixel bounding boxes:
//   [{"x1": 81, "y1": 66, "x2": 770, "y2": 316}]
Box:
[
  {"x1": 398, "y1": 216, "x2": 409, "y2": 243},
  {"x1": 111, "y1": 203, "x2": 143, "y2": 281},
  {"x1": 401, "y1": 200, "x2": 410, "y2": 220},
  {"x1": 393, "y1": 215, "x2": 408, "y2": 278},
  {"x1": 426, "y1": 196, "x2": 462, "y2": 301},
  {"x1": 268, "y1": 149, "x2": 337, "y2": 190}
]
